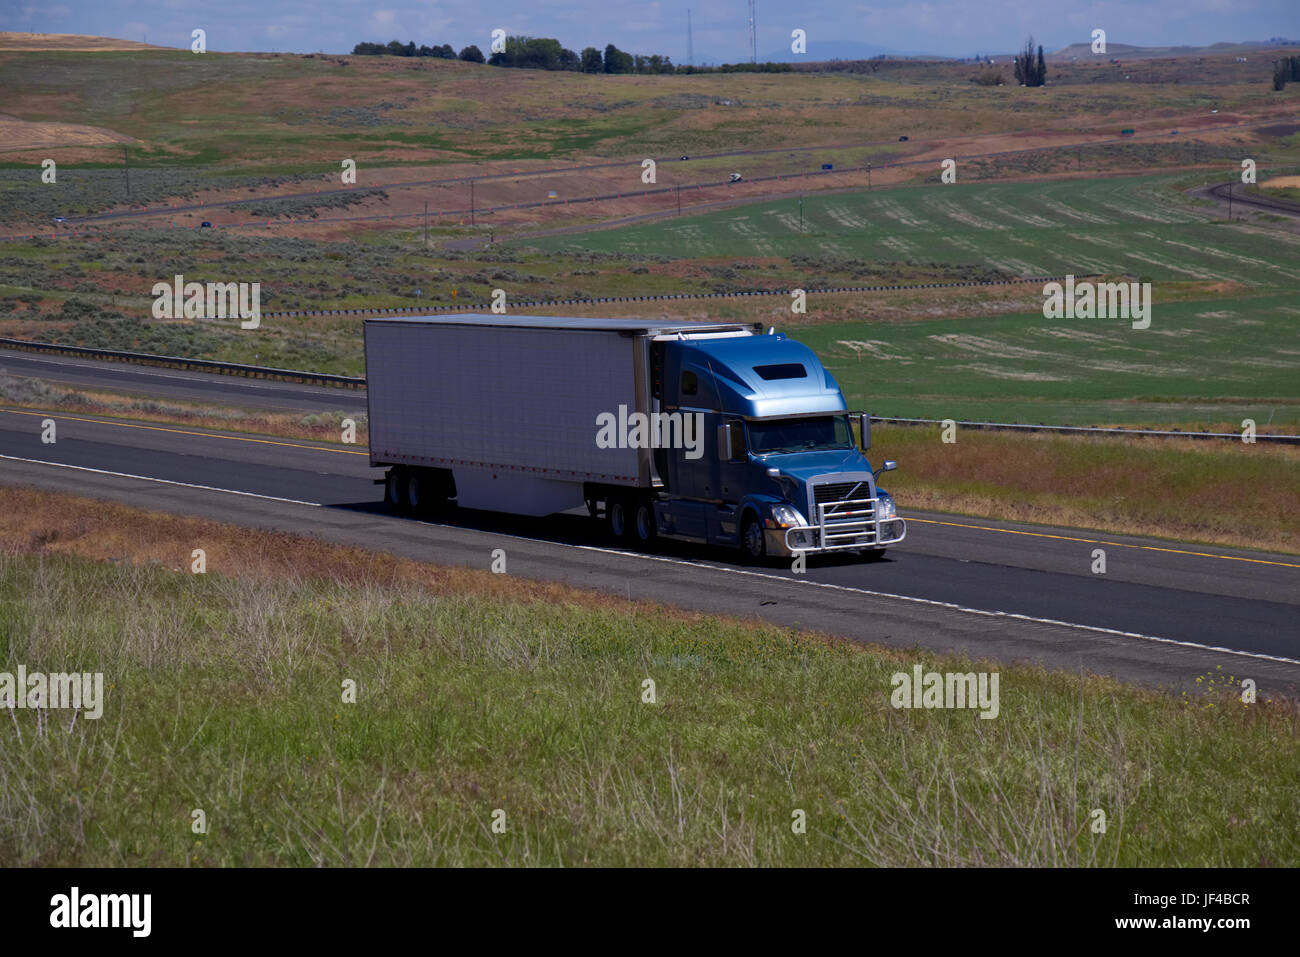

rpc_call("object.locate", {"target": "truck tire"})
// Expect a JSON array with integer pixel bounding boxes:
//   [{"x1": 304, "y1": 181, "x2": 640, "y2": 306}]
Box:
[
  {"x1": 861, "y1": 547, "x2": 888, "y2": 561},
  {"x1": 632, "y1": 498, "x2": 657, "y2": 549},
  {"x1": 741, "y1": 514, "x2": 767, "y2": 563},
  {"x1": 404, "y1": 470, "x2": 428, "y2": 515},
  {"x1": 385, "y1": 468, "x2": 405, "y2": 510},
  {"x1": 607, "y1": 495, "x2": 632, "y2": 542}
]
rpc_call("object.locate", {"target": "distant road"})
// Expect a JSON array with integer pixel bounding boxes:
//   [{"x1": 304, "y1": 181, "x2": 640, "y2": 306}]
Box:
[
  {"x1": 16, "y1": 116, "x2": 1273, "y2": 240},
  {"x1": 1199, "y1": 181, "x2": 1300, "y2": 218},
  {"x1": 59, "y1": 135, "x2": 924, "y2": 226},
  {"x1": 0, "y1": 348, "x2": 366, "y2": 413},
  {"x1": 1, "y1": 405, "x2": 1297, "y2": 693}
]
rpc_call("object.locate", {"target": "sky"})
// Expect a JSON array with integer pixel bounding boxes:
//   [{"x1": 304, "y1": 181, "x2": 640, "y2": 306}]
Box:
[{"x1": 3, "y1": 0, "x2": 1298, "y2": 61}]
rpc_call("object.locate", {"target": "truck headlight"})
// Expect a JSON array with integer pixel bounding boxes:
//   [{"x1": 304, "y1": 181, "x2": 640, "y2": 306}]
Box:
[
  {"x1": 876, "y1": 491, "x2": 897, "y2": 520},
  {"x1": 768, "y1": 504, "x2": 805, "y2": 528}
]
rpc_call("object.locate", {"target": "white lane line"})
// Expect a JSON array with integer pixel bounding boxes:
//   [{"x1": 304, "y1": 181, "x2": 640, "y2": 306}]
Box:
[
  {"x1": 3, "y1": 453, "x2": 1297, "y2": 669},
  {"x1": 552, "y1": 544, "x2": 1300, "y2": 668},
  {"x1": 0, "y1": 453, "x2": 322, "y2": 507},
  {"x1": 399, "y1": 519, "x2": 1300, "y2": 669}
]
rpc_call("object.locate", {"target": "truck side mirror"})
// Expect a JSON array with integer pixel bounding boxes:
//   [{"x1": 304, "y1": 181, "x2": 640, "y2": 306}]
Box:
[
  {"x1": 717, "y1": 423, "x2": 732, "y2": 461},
  {"x1": 873, "y1": 460, "x2": 897, "y2": 480},
  {"x1": 858, "y1": 413, "x2": 871, "y2": 451}
]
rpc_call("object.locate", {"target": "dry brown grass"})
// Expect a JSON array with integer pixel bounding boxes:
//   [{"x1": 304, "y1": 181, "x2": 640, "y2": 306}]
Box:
[
  {"x1": 880, "y1": 425, "x2": 1300, "y2": 555},
  {"x1": 0, "y1": 387, "x2": 367, "y2": 444},
  {"x1": 0, "y1": 116, "x2": 135, "y2": 153},
  {"x1": 0, "y1": 483, "x2": 797, "y2": 634},
  {"x1": 0, "y1": 32, "x2": 166, "y2": 51}
]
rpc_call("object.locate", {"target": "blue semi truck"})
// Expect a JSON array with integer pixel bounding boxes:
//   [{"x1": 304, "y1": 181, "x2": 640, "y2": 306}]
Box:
[{"x1": 365, "y1": 315, "x2": 905, "y2": 561}]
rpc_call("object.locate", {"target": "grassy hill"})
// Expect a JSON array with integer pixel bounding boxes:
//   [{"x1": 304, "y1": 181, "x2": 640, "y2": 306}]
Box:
[
  {"x1": 0, "y1": 46, "x2": 1293, "y2": 172},
  {"x1": 2, "y1": 488, "x2": 1296, "y2": 867}
]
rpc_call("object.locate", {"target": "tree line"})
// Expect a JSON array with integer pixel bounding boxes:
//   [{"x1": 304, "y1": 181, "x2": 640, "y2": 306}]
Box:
[
  {"x1": 352, "y1": 40, "x2": 484, "y2": 62},
  {"x1": 1272, "y1": 55, "x2": 1300, "y2": 90},
  {"x1": 1013, "y1": 37, "x2": 1047, "y2": 86},
  {"x1": 351, "y1": 36, "x2": 793, "y2": 74}
]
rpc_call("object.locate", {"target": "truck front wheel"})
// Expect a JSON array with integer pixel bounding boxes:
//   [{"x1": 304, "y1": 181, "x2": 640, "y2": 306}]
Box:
[{"x1": 741, "y1": 514, "x2": 767, "y2": 563}]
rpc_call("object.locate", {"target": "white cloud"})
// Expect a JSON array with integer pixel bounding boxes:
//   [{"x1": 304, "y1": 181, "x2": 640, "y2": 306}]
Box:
[{"x1": 370, "y1": 9, "x2": 398, "y2": 28}]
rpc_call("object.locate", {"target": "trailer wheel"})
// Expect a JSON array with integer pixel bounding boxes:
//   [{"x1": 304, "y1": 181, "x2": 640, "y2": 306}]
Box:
[
  {"x1": 607, "y1": 496, "x2": 632, "y2": 542},
  {"x1": 404, "y1": 470, "x2": 427, "y2": 515},
  {"x1": 741, "y1": 514, "x2": 767, "y2": 563},
  {"x1": 632, "y1": 498, "x2": 657, "y2": 549},
  {"x1": 385, "y1": 469, "x2": 405, "y2": 510}
]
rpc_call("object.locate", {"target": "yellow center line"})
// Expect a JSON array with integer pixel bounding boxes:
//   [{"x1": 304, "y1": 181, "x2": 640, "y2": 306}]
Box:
[
  {"x1": 0, "y1": 407, "x2": 369, "y2": 455},
  {"x1": 903, "y1": 515, "x2": 1300, "y2": 569}
]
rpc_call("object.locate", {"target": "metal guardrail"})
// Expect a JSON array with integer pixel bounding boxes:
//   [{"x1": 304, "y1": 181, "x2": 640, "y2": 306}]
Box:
[
  {"x1": 0, "y1": 276, "x2": 1069, "y2": 387},
  {"x1": 0, "y1": 337, "x2": 364, "y2": 388},
  {"x1": 1, "y1": 338, "x2": 1293, "y2": 443},
  {"x1": 870, "y1": 416, "x2": 1299, "y2": 444}
]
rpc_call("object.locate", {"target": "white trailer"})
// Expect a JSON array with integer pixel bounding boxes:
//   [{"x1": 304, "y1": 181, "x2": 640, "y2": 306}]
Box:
[{"x1": 364, "y1": 314, "x2": 750, "y2": 516}]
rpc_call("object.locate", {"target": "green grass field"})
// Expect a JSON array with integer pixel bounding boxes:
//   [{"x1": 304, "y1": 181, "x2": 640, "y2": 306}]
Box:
[
  {"x1": 524, "y1": 174, "x2": 1300, "y2": 289},
  {"x1": 2, "y1": 545, "x2": 1297, "y2": 867},
  {"x1": 523, "y1": 173, "x2": 1300, "y2": 426},
  {"x1": 806, "y1": 292, "x2": 1300, "y2": 427}
]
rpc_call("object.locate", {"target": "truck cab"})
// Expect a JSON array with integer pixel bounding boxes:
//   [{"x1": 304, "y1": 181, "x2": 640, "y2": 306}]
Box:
[
  {"x1": 652, "y1": 331, "x2": 905, "y2": 560},
  {"x1": 365, "y1": 314, "x2": 903, "y2": 564}
]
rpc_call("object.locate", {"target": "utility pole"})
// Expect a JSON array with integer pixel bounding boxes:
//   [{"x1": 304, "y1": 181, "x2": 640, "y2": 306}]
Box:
[{"x1": 747, "y1": 0, "x2": 757, "y2": 64}]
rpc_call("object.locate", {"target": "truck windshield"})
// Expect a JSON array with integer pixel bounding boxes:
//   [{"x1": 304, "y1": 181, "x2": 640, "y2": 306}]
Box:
[{"x1": 748, "y1": 415, "x2": 854, "y2": 454}]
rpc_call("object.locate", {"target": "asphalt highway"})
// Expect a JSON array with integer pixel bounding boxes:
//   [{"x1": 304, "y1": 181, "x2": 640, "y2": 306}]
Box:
[{"x1": 1, "y1": 403, "x2": 1296, "y2": 694}]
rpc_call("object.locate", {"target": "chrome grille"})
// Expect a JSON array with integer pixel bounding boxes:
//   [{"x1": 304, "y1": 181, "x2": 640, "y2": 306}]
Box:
[
  {"x1": 810, "y1": 479, "x2": 876, "y2": 549},
  {"x1": 812, "y1": 481, "x2": 866, "y2": 505}
]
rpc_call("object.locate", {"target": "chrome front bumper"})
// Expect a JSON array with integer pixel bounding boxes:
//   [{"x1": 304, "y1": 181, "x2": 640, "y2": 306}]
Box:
[{"x1": 778, "y1": 496, "x2": 907, "y2": 555}]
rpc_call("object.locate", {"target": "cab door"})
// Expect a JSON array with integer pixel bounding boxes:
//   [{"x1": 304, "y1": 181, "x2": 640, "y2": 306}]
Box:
[{"x1": 716, "y1": 416, "x2": 748, "y2": 502}]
